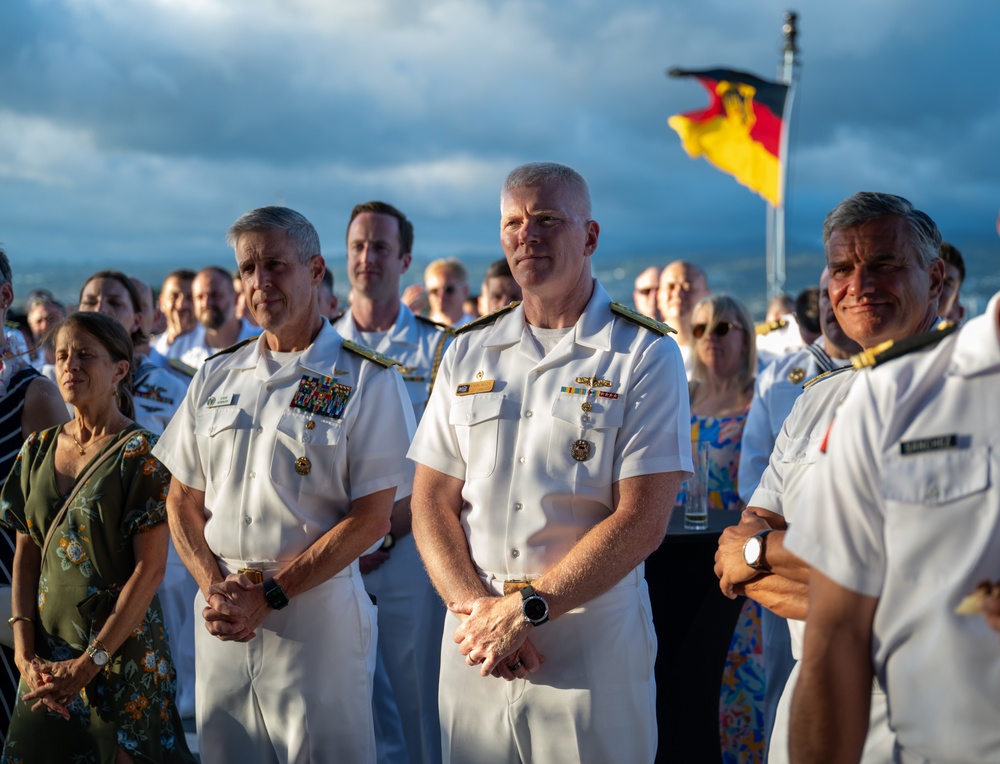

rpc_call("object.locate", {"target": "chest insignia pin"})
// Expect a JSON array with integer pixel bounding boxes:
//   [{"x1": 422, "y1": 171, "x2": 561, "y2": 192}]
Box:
[
  {"x1": 571, "y1": 439, "x2": 592, "y2": 462},
  {"x1": 295, "y1": 456, "x2": 312, "y2": 475},
  {"x1": 788, "y1": 367, "x2": 806, "y2": 384}
]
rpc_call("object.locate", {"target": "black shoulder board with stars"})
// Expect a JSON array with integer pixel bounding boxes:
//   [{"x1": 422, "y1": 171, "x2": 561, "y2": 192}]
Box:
[
  {"x1": 851, "y1": 320, "x2": 958, "y2": 370},
  {"x1": 414, "y1": 314, "x2": 456, "y2": 334},
  {"x1": 802, "y1": 365, "x2": 853, "y2": 391},
  {"x1": 454, "y1": 301, "x2": 521, "y2": 335},
  {"x1": 167, "y1": 358, "x2": 198, "y2": 377},
  {"x1": 342, "y1": 339, "x2": 400, "y2": 368},
  {"x1": 206, "y1": 335, "x2": 259, "y2": 362},
  {"x1": 610, "y1": 302, "x2": 676, "y2": 335}
]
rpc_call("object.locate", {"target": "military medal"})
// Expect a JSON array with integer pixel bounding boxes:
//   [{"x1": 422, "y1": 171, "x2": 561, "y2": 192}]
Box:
[
  {"x1": 581, "y1": 401, "x2": 593, "y2": 412},
  {"x1": 291, "y1": 375, "x2": 352, "y2": 419},
  {"x1": 575, "y1": 376, "x2": 612, "y2": 388},
  {"x1": 571, "y1": 439, "x2": 592, "y2": 461},
  {"x1": 305, "y1": 420, "x2": 316, "y2": 430},
  {"x1": 295, "y1": 456, "x2": 312, "y2": 475},
  {"x1": 788, "y1": 367, "x2": 806, "y2": 384}
]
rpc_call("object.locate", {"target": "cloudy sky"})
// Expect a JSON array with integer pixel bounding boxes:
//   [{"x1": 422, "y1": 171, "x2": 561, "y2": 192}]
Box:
[{"x1": 2, "y1": 0, "x2": 998, "y2": 306}]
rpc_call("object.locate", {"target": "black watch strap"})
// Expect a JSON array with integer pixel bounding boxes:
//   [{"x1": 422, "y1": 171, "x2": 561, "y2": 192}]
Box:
[{"x1": 263, "y1": 577, "x2": 290, "y2": 610}]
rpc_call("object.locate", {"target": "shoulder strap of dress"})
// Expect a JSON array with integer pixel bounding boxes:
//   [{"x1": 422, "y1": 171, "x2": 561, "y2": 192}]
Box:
[{"x1": 39, "y1": 428, "x2": 135, "y2": 563}]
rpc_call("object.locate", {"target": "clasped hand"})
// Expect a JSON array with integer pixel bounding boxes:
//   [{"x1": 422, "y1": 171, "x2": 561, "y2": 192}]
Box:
[
  {"x1": 18, "y1": 655, "x2": 100, "y2": 720},
  {"x1": 202, "y1": 573, "x2": 270, "y2": 642},
  {"x1": 449, "y1": 595, "x2": 545, "y2": 681},
  {"x1": 714, "y1": 509, "x2": 774, "y2": 598}
]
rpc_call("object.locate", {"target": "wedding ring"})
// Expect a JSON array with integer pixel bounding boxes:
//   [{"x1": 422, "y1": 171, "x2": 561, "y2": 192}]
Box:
[{"x1": 508, "y1": 660, "x2": 523, "y2": 671}]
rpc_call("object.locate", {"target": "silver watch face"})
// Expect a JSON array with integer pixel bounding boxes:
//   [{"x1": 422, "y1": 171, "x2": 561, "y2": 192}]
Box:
[
  {"x1": 744, "y1": 536, "x2": 762, "y2": 566},
  {"x1": 90, "y1": 648, "x2": 109, "y2": 667}
]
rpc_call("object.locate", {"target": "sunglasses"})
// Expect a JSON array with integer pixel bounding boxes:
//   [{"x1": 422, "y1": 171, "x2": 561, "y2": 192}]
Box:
[
  {"x1": 692, "y1": 321, "x2": 740, "y2": 340},
  {"x1": 428, "y1": 285, "x2": 459, "y2": 296},
  {"x1": 634, "y1": 287, "x2": 656, "y2": 296}
]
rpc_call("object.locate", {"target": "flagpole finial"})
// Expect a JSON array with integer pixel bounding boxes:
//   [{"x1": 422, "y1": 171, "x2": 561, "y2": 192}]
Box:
[{"x1": 782, "y1": 11, "x2": 798, "y2": 55}]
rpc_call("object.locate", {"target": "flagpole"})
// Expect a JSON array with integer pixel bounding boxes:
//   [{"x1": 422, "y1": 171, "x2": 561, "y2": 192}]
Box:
[{"x1": 767, "y1": 11, "x2": 799, "y2": 304}]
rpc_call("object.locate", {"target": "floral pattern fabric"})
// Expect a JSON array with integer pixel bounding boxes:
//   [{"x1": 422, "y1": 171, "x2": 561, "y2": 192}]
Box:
[
  {"x1": 720, "y1": 598, "x2": 766, "y2": 763},
  {"x1": 677, "y1": 414, "x2": 748, "y2": 511},
  {"x1": 0, "y1": 424, "x2": 194, "y2": 763}
]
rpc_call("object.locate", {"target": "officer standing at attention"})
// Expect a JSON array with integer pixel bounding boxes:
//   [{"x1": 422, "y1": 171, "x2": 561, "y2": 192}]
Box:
[
  {"x1": 409, "y1": 162, "x2": 692, "y2": 763},
  {"x1": 788, "y1": 288, "x2": 1000, "y2": 763},
  {"x1": 333, "y1": 200, "x2": 453, "y2": 764},
  {"x1": 153, "y1": 206, "x2": 415, "y2": 764}
]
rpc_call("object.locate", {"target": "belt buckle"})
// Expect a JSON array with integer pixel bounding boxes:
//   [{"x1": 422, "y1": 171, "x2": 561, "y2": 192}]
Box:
[
  {"x1": 238, "y1": 567, "x2": 264, "y2": 585},
  {"x1": 503, "y1": 579, "x2": 531, "y2": 596}
]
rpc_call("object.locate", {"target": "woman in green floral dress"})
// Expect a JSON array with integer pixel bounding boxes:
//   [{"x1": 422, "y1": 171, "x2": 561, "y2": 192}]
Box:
[{"x1": 0, "y1": 312, "x2": 194, "y2": 764}]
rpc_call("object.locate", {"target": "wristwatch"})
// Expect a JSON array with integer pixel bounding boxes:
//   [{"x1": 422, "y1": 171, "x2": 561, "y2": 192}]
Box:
[
  {"x1": 380, "y1": 533, "x2": 396, "y2": 552},
  {"x1": 262, "y1": 577, "x2": 290, "y2": 610},
  {"x1": 520, "y1": 585, "x2": 549, "y2": 626},
  {"x1": 743, "y1": 529, "x2": 774, "y2": 572},
  {"x1": 86, "y1": 642, "x2": 110, "y2": 668}
]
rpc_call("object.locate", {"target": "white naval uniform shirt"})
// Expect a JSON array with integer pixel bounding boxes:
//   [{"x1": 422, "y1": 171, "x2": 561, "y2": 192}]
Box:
[
  {"x1": 408, "y1": 280, "x2": 692, "y2": 579},
  {"x1": 787, "y1": 293, "x2": 1000, "y2": 764},
  {"x1": 333, "y1": 303, "x2": 452, "y2": 422},
  {"x1": 178, "y1": 319, "x2": 260, "y2": 369},
  {"x1": 738, "y1": 338, "x2": 846, "y2": 503},
  {"x1": 153, "y1": 320, "x2": 415, "y2": 564},
  {"x1": 132, "y1": 355, "x2": 189, "y2": 435}
]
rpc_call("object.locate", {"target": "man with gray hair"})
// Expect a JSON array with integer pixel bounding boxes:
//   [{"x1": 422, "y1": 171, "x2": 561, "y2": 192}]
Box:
[
  {"x1": 713, "y1": 191, "x2": 945, "y2": 763},
  {"x1": 154, "y1": 206, "x2": 416, "y2": 763},
  {"x1": 409, "y1": 163, "x2": 692, "y2": 763}
]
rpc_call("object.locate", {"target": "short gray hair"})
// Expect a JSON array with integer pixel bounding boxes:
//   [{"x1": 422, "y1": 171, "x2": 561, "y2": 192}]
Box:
[
  {"x1": 822, "y1": 192, "x2": 942, "y2": 268},
  {"x1": 226, "y1": 206, "x2": 321, "y2": 264},
  {"x1": 502, "y1": 162, "x2": 592, "y2": 219}
]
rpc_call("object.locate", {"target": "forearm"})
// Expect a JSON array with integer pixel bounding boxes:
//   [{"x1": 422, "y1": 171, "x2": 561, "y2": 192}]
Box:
[
  {"x1": 11, "y1": 535, "x2": 41, "y2": 662},
  {"x1": 532, "y1": 472, "x2": 679, "y2": 621},
  {"x1": 411, "y1": 466, "x2": 490, "y2": 606},
  {"x1": 275, "y1": 487, "x2": 393, "y2": 599},
  {"x1": 759, "y1": 528, "x2": 811, "y2": 583},
  {"x1": 166, "y1": 478, "x2": 224, "y2": 597},
  {"x1": 741, "y1": 574, "x2": 809, "y2": 620}
]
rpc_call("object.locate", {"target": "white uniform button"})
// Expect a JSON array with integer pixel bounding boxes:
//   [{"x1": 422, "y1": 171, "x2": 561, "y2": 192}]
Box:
[
  {"x1": 257, "y1": 426, "x2": 263, "y2": 434},
  {"x1": 209, "y1": 426, "x2": 216, "y2": 434},
  {"x1": 514, "y1": 502, "x2": 523, "y2": 511},
  {"x1": 525, "y1": 411, "x2": 533, "y2": 418},
  {"x1": 511, "y1": 549, "x2": 520, "y2": 558},
  {"x1": 249, "y1": 471, "x2": 256, "y2": 479},
  {"x1": 245, "y1": 516, "x2": 252, "y2": 524},
  {"x1": 798, "y1": 452, "x2": 807, "y2": 459},
  {"x1": 519, "y1": 456, "x2": 526, "y2": 464},
  {"x1": 466, "y1": 413, "x2": 472, "y2": 421}
]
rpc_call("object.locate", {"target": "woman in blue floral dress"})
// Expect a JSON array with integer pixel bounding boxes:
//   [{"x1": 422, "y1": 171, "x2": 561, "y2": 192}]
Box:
[
  {"x1": 686, "y1": 295, "x2": 766, "y2": 764},
  {"x1": 0, "y1": 313, "x2": 193, "y2": 764}
]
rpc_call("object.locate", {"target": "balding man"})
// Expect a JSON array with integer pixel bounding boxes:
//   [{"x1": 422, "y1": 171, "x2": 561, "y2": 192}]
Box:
[
  {"x1": 632, "y1": 265, "x2": 660, "y2": 319},
  {"x1": 657, "y1": 260, "x2": 710, "y2": 377}
]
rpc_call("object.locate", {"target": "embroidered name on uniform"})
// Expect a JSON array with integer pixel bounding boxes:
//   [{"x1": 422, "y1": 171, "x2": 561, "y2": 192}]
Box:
[
  {"x1": 900, "y1": 434, "x2": 958, "y2": 455},
  {"x1": 291, "y1": 375, "x2": 352, "y2": 419}
]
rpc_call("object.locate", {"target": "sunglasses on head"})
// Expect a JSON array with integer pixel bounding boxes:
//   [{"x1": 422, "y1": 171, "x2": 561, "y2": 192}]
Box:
[{"x1": 692, "y1": 321, "x2": 738, "y2": 340}]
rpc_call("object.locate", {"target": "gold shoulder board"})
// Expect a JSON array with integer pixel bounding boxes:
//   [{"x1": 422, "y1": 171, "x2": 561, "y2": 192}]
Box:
[
  {"x1": 167, "y1": 358, "x2": 198, "y2": 377},
  {"x1": 342, "y1": 339, "x2": 400, "y2": 369},
  {"x1": 610, "y1": 302, "x2": 676, "y2": 335},
  {"x1": 414, "y1": 314, "x2": 457, "y2": 334},
  {"x1": 205, "y1": 335, "x2": 259, "y2": 363},
  {"x1": 755, "y1": 318, "x2": 787, "y2": 336},
  {"x1": 851, "y1": 321, "x2": 958, "y2": 370},
  {"x1": 802, "y1": 365, "x2": 853, "y2": 391},
  {"x1": 454, "y1": 301, "x2": 521, "y2": 335}
]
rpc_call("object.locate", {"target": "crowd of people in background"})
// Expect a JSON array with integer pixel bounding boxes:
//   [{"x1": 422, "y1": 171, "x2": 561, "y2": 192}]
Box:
[{"x1": 0, "y1": 166, "x2": 996, "y2": 764}]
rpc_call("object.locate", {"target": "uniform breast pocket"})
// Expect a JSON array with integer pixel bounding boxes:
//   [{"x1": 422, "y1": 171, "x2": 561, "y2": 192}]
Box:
[
  {"x1": 882, "y1": 446, "x2": 993, "y2": 584},
  {"x1": 546, "y1": 395, "x2": 624, "y2": 487},
  {"x1": 449, "y1": 393, "x2": 504, "y2": 480},
  {"x1": 193, "y1": 407, "x2": 246, "y2": 484},
  {"x1": 270, "y1": 412, "x2": 345, "y2": 496}
]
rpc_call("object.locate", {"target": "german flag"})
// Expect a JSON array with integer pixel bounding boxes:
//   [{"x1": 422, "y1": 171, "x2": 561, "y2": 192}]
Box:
[{"x1": 667, "y1": 68, "x2": 788, "y2": 206}]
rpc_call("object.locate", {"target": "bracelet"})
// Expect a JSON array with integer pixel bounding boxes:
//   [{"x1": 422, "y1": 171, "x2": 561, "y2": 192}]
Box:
[
  {"x1": 7, "y1": 616, "x2": 33, "y2": 627},
  {"x1": 91, "y1": 638, "x2": 110, "y2": 654}
]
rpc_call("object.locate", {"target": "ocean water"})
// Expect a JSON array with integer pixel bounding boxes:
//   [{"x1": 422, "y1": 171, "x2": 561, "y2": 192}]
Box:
[{"x1": 10, "y1": 246, "x2": 998, "y2": 322}]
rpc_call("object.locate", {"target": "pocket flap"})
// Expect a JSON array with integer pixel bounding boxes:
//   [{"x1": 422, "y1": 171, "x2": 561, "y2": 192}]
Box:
[
  {"x1": 550, "y1": 394, "x2": 625, "y2": 430},
  {"x1": 882, "y1": 446, "x2": 990, "y2": 505},
  {"x1": 275, "y1": 411, "x2": 343, "y2": 446},
  {"x1": 194, "y1": 406, "x2": 243, "y2": 437},
  {"x1": 449, "y1": 392, "x2": 504, "y2": 426}
]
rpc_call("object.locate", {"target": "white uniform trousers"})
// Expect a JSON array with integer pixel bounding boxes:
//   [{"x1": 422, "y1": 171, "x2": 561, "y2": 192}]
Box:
[
  {"x1": 158, "y1": 539, "x2": 198, "y2": 718},
  {"x1": 195, "y1": 560, "x2": 377, "y2": 764},
  {"x1": 439, "y1": 565, "x2": 657, "y2": 764},
  {"x1": 364, "y1": 534, "x2": 445, "y2": 764},
  {"x1": 768, "y1": 661, "x2": 894, "y2": 764}
]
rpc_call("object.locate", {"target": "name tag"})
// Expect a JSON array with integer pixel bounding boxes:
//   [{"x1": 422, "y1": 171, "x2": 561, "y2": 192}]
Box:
[
  {"x1": 206, "y1": 393, "x2": 236, "y2": 408},
  {"x1": 456, "y1": 380, "x2": 495, "y2": 396},
  {"x1": 900, "y1": 434, "x2": 958, "y2": 455}
]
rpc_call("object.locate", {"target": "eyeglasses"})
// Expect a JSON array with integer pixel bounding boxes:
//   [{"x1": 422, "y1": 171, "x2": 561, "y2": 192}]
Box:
[
  {"x1": 427, "y1": 285, "x2": 458, "y2": 296},
  {"x1": 692, "y1": 321, "x2": 740, "y2": 340},
  {"x1": 634, "y1": 288, "x2": 656, "y2": 296}
]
